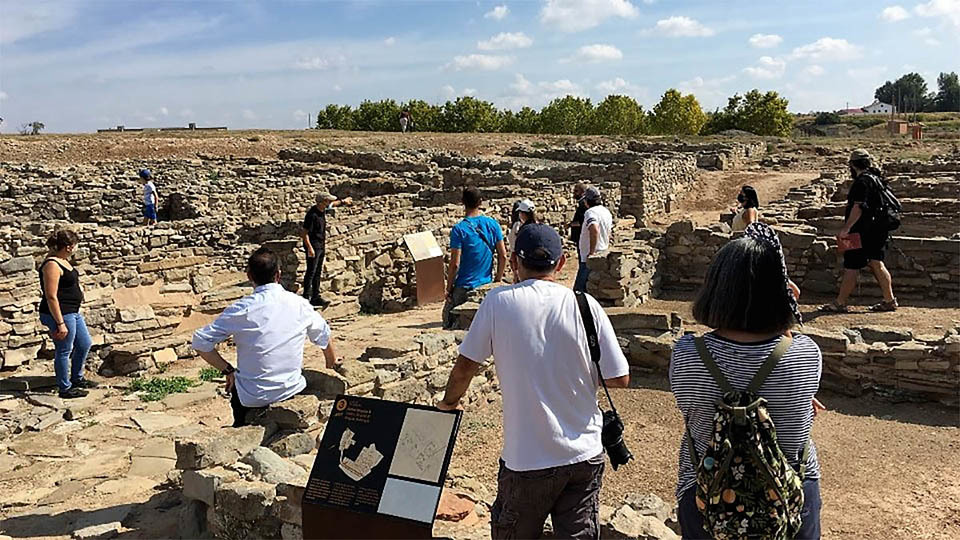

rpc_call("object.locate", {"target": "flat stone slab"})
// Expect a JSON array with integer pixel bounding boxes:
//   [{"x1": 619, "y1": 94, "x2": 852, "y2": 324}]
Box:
[
  {"x1": 73, "y1": 521, "x2": 121, "y2": 540},
  {"x1": 0, "y1": 375, "x2": 57, "y2": 392},
  {"x1": 161, "y1": 390, "x2": 217, "y2": 409},
  {"x1": 38, "y1": 480, "x2": 95, "y2": 506},
  {"x1": 132, "y1": 438, "x2": 177, "y2": 459},
  {"x1": 130, "y1": 412, "x2": 189, "y2": 434},
  {"x1": 25, "y1": 394, "x2": 65, "y2": 410},
  {"x1": 128, "y1": 456, "x2": 176, "y2": 478},
  {"x1": 94, "y1": 476, "x2": 158, "y2": 496},
  {"x1": 9, "y1": 432, "x2": 72, "y2": 458}
]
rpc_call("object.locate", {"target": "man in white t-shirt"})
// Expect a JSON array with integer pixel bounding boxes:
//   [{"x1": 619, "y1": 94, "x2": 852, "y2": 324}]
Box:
[
  {"x1": 140, "y1": 169, "x2": 159, "y2": 226},
  {"x1": 574, "y1": 186, "x2": 613, "y2": 293},
  {"x1": 192, "y1": 247, "x2": 340, "y2": 427},
  {"x1": 438, "y1": 223, "x2": 629, "y2": 540}
]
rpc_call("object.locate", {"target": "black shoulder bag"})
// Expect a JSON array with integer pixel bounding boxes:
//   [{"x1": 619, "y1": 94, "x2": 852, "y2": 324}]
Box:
[{"x1": 574, "y1": 290, "x2": 633, "y2": 470}]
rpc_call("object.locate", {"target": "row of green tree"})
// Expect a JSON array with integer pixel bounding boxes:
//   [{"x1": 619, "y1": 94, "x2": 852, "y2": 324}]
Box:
[
  {"x1": 316, "y1": 89, "x2": 794, "y2": 137},
  {"x1": 874, "y1": 71, "x2": 959, "y2": 113}
]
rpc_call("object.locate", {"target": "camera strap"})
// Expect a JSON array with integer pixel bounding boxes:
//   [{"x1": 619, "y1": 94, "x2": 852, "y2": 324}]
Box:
[{"x1": 574, "y1": 290, "x2": 619, "y2": 415}]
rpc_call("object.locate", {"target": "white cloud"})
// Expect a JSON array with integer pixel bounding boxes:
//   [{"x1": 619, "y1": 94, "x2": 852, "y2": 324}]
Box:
[
  {"x1": 594, "y1": 77, "x2": 648, "y2": 100},
  {"x1": 540, "y1": 0, "x2": 639, "y2": 32},
  {"x1": 567, "y1": 43, "x2": 623, "y2": 62},
  {"x1": 484, "y1": 5, "x2": 510, "y2": 20},
  {"x1": 294, "y1": 53, "x2": 347, "y2": 70},
  {"x1": 332, "y1": 84, "x2": 342, "y2": 92},
  {"x1": 0, "y1": 0, "x2": 81, "y2": 44},
  {"x1": 0, "y1": 91, "x2": 8, "y2": 101},
  {"x1": 463, "y1": 88, "x2": 477, "y2": 96},
  {"x1": 159, "y1": 107, "x2": 169, "y2": 116},
  {"x1": 510, "y1": 73, "x2": 536, "y2": 95},
  {"x1": 880, "y1": 5, "x2": 911, "y2": 22},
  {"x1": 803, "y1": 65, "x2": 825, "y2": 77},
  {"x1": 913, "y1": 27, "x2": 941, "y2": 45},
  {"x1": 748, "y1": 33, "x2": 782, "y2": 48},
  {"x1": 596, "y1": 77, "x2": 629, "y2": 92},
  {"x1": 539, "y1": 79, "x2": 580, "y2": 93},
  {"x1": 448, "y1": 54, "x2": 513, "y2": 71},
  {"x1": 652, "y1": 16, "x2": 715, "y2": 37},
  {"x1": 789, "y1": 37, "x2": 861, "y2": 62},
  {"x1": 743, "y1": 56, "x2": 786, "y2": 79},
  {"x1": 477, "y1": 32, "x2": 533, "y2": 50},
  {"x1": 441, "y1": 85, "x2": 456, "y2": 98},
  {"x1": 241, "y1": 109, "x2": 257, "y2": 121},
  {"x1": 384, "y1": 36, "x2": 396, "y2": 46},
  {"x1": 915, "y1": 0, "x2": 960, "y2": 28}
]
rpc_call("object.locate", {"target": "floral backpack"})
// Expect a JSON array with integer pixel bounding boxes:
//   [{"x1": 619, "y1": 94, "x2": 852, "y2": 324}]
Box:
[{"x1": 685, "y1": 335, "x2": 810, "y2": 540}]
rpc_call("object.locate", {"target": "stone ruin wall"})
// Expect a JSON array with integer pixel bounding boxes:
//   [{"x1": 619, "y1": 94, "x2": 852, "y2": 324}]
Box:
[
  {"x1": 1, "y1": 139, "x2": 744, "y2": 375},
  {"x1": 584, "y1": 158, "x2": 960, "y2": 404}
]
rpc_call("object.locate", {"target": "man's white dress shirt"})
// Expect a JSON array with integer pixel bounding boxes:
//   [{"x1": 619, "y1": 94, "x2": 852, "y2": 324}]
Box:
[{"x1": 192, "y1": 282, "x2": 331, "y2": 407}]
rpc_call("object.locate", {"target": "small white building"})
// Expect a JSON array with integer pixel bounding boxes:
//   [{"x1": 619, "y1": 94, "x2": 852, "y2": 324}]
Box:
[{"x1": 862, "y1": 100, "x2": 896, "y2": 114}]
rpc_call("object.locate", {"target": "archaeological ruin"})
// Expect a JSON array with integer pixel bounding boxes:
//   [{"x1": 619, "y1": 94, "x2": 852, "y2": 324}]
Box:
[{"x1": 0, "y1": 135, "x2": 957, "y2": 539}]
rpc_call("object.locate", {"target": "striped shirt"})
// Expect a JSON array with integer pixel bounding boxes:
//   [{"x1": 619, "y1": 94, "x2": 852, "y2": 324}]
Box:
[{"x1": 669, "y1": 332, "x2": 822, "y2": 500}]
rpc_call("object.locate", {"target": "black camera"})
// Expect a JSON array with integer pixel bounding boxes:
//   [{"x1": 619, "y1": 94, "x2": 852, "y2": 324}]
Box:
[{"x1": 601, "y1": 409, "x2": 633, "y2": 470}]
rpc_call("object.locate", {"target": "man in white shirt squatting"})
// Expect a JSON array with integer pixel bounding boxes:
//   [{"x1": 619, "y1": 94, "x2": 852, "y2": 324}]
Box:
[
  {"x1": 192, "y1": 247, "x2": 339, "y2": 427},
  {"x1": 438, "y1": 223, "x2": 629, "y2": 540},
  {"x1": 574, "y1": 186, "x2": 613, "y2": 293}
]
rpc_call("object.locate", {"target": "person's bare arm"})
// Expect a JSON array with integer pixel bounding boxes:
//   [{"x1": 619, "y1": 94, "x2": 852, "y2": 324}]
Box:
[
  {"x1": 437, "y1": 355, "x2": 483, "y2": 410},
  {"x1": 840, "y1": 204, "x2": 863, "y2": 238},
  {"x1": 301, "y1": 228, "x2": 315, "y2": 258},
  {"x1": 447, "y1": 249, "x2": 461, "y2": 296},
  {"x1": 588, "y1": 222, "x2": 600, "y2": 256},
  {"x1": 42, "y1": 262, "x2": 68, "y2": 340},
  {"x1": 604, "y1": 374, "x2": 630, "y2": 389},
  {"x1": 494, "y1": 240, "x2": 507, "y2": 282},
  {"x1": 332, "y1": 197, "x2": 353, "y2": 207},
  {"x1": 322, "y1": 338, "x2": 338, "y2": 369},
  {"x1": 744, "y1": 207, "x2": 758, "y2": 225}
]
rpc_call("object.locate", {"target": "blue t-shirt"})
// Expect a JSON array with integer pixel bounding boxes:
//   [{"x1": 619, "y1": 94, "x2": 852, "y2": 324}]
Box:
[{"x1": 450, "y1": 215, "x2": 503, "y2": 290}]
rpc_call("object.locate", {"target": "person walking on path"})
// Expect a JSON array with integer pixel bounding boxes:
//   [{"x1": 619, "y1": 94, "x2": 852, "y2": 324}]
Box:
[
  {"x1": 193, "y1": 247, "x2": 340, "y2": 427},
  {"x1": 38, "y1": 230, "x2": 98, "y2": 399},
  {"x1": 438, "y1": 223, "x2": 629, "y2": 539},
  {"x1": 442, "y1": 187, "x2": 506, "y2": 329},
  {"x1": 573, "y1": 186, "x2": 613, "y2": 293},
  {"x1": 670, "y1": 223, "x2": 823, "y2": 539},
  {"x1": 820, "y1": 149, "x2": 898, "y2": 313},
  {"x1": 140, "y1": 169, "x2": 159, "y2": 226},
  {"x1": 301, "y1": 191, "x2": 353, "y2": 307}
]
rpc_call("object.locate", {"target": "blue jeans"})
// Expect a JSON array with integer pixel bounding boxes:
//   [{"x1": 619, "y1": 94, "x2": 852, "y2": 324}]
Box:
[
  {"x1": 678, "y1": 478, "x2": 822, "y2": 540},
  {"x1": 39, "y1": 312, "x2": 93, "y2": 392},
  {"x1": 573, "y1": 261, "x2": 590, "y2": 293}
]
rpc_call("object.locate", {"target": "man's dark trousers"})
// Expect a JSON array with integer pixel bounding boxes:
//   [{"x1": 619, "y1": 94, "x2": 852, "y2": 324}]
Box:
[
  {"x1": 490, "y1": 455, "x2": 605, "y2": 539},
  {"x1": 302, "y1": 246, "x2": 325, "y2": 301}
]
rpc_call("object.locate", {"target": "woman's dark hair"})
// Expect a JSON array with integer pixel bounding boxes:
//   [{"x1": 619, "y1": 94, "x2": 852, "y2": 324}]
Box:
[
  {"x1": 740, "y1": 185, "x2": 760, "y2": 209},
  {"x1": 692, "y1": 236, "x2": 795, "y2": 334},
  {"x1": 511, "y1": 200, "x2": 522, "y2": 224},
  {"x1": 519, "y1": 209, "x2": 537, "y2": 224},
  {"x1": 463, "y1": 187, "x2": 482, "y2": 210},
  {"x1": 247, "y1": 246, "x2": 279, "y2": 286},
  {"x1": 849, "y1": 158, "x2": 872, "y2": 172},
  {"x1": 46, "y1": 230, "x2": 79, "y2": 252}
]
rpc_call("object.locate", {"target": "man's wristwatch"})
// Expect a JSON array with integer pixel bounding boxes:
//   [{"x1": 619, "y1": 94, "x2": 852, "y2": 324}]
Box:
[{"x1": 221, "y1": 364, "x2": 236, "y2": 376}]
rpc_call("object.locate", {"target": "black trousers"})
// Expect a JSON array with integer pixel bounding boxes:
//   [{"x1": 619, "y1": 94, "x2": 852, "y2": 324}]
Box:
[
  {"x1": 230, "y1": 387, "x2": 264, "y2": 428},
  {"x1": 302, "y1": 247, "x2": 326, "y2": 300}
]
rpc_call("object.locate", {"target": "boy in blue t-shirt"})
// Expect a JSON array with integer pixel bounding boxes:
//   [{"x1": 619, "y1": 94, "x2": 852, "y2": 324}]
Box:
[{"x1": 443, "y1": 187, "x2": 506, "y2": 329}]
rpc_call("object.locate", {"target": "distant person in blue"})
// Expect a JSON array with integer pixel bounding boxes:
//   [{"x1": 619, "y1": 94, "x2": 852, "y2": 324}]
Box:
[
  {"x1": 140, "y1": 169, "x2": 159, "y2": 226},
  {"x1": 443, "y1": 186, "x2": 507, "y2": 329}
]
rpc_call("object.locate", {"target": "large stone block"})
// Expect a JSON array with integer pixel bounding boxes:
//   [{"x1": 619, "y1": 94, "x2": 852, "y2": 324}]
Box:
[
  {"x1": 336, "y1": 360, "x2": 376, "y2": 387},
  {"x1": 214, "y1": 480, "x2": 276, "y2": 520},
  {"x1": 241, "y1": 447, "x2": 309, "y2": 485},
  {"x1": 377, "y1": 377, "x2": 428, "y2": 403},
  {"x1": 267, "y1": 431, "x2": 316, "y2": 458},
  {"x1": 246, "y1": 395, "x2": 319, "y2": 430},
  {"x1": 0, "y1": 256, "x2": 35, "y2": 275},
  {"x1": 175, "y1": 425, "x2": 265, "y2": 470},
  {"x1": 855, "y1": 325, "x2": 914, "y2": 344},
  {"x1": 303, "y1": 369, "x2": 347, "y2": 399},
  {"x1": 799, "y1": 327, "x2": 849, "y2": 353},
  {"x1": 118, "y1": 305, "x2": 156, "y2": 323},
  {"x1": 182, "y1": 467, "x2": 241, "y2": 506}
]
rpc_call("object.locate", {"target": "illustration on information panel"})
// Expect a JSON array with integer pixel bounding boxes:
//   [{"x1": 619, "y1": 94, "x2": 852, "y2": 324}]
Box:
[{"x1": 338, "y1": 427, "x2": 385, "y2": 481}]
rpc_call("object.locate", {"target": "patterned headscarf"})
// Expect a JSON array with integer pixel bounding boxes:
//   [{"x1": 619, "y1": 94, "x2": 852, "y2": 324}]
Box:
[{"x1": 743, "y1": 222, "x2": 802, "y2": 325}]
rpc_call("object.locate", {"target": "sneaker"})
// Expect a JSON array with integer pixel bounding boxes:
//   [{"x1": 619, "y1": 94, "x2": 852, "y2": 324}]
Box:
[
  {"x1": 59, "y1": 387, "x2": 89, "y2": 399},
  {"x1": 72, "y1": 379, "x2": 99, "y2": 389},
  {"x1": 310, "y1": 297, "x2": 329, "y2": 308}
]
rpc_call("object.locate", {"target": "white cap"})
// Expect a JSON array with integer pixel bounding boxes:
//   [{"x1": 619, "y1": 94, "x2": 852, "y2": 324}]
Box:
[{"x1": 517, "y1": 199, "x2": 535, "y2": 212}]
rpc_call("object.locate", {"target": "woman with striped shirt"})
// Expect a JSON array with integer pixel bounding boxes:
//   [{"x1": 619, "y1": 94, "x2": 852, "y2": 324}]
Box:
[{"x1": 669, "y1": 223, "x2": 823, "y2": 539}]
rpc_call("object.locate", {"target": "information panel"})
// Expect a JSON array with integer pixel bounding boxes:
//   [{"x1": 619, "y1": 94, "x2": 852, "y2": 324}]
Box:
[{"x1": 302, "y1": 395, "x2": 462, "y2": 539}]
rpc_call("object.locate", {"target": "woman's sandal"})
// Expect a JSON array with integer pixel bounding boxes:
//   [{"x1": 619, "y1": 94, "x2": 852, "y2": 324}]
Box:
[
  {"x1": 869, "y1": 299, "x2": 899, "y2": 312},
  {"x1": 818, "y1": 302, "x2": 849, "y2": 313}
]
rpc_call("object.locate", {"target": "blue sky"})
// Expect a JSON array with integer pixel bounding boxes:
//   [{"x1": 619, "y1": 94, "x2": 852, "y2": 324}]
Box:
[{"x1": 1, "y1": 0, "x2": 957, "y2": 133}]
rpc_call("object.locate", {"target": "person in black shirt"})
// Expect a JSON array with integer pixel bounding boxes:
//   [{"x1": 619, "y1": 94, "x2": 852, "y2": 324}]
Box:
[
  {"x1": 820, "y1": 149, "x2": 897, "y2": 313},
  {"x1": 38, "y1": 230, "x2": 99, "y2": 399},
  {"x1": 568, "y1": 183, "x2": 587, "y2": 248},
  {"x1": 300, "y1": 192, "x2": 353, "y2": 307}
]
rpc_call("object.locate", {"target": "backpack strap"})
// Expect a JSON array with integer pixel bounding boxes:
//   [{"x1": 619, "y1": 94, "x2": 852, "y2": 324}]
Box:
[
  {"x1": 746, "y1": 335, "x2": 793, "y2": 393},
  {"x1": 694, "y1": 336, "x2": 734, "y2": 394},
  {"x1": 797, "y1": 438, "x2": 811, "y2": 479}
]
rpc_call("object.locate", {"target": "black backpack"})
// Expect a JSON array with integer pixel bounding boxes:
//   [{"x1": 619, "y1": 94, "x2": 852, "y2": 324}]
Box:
[{"x1": 863, "y1": 172, "x2": 901, "y2": 232}]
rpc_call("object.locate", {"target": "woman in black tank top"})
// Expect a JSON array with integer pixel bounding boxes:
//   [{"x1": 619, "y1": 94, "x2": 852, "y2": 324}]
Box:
[{"x1": 38, "y1": 230, "x2": 97, "y2": 399}]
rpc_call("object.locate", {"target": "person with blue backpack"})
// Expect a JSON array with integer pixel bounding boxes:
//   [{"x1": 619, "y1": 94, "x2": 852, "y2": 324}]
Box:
[
  {"x1": 442, "y1": 186, "x2": 507, "y2": 329},
  {"x1": 820, "y1": 149, "x2": 900, "y2": 313},
  {"x1": 670, "y1": 222, "x2": 824, "y2": 540}
]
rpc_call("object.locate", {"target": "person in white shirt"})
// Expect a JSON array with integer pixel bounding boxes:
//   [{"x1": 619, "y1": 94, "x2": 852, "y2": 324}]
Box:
[
  {"x1": 438, "y1": 223, "x2": 629, "y2": 540},
  {"x1": 140, "y1": 169, "x2": 159, "y2": 226},
  {"x1": 574, "y1": 186, "x2": 613, "y2": 293},
  {"x1": 192, "y1": 246, "x2": 339, "y2": 427}
]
